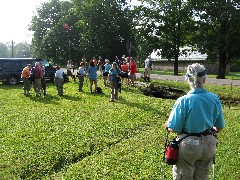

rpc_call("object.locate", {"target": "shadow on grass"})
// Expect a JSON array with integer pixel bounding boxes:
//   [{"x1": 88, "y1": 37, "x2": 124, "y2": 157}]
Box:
[
  {"x1": 0, "y1": 83, "x2": 23, "y2": 90},
  {"x1": 27, "y1": 93, "x2": 82, "y2": 104},
  {"x1": 60, "y1": 94, "x2": 82, "y2": 101},
  {"x1": 116, "y1": 96, "x2": 165, "y2": 115},
  {"x1": 27, "y1": 93, "x2": 60, "y2": 104}
]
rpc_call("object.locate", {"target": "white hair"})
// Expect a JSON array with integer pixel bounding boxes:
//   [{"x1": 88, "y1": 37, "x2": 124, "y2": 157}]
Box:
[
  {"x1": 185, "y1": 63, "x2": 207, "y2": 89},
  {"x1": 35, "y1": 62, "x2": 40, "y2": 66}
]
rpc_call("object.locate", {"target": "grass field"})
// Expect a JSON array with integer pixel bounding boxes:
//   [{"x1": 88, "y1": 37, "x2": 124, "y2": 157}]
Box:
[{"x1": 0, "y1": 76, "x2": 239, "y2": 179}]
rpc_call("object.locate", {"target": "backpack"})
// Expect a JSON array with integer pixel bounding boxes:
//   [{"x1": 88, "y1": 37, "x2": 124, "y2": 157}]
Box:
[{"x1": 95, "y1": 87, "x2": 103, "y2": 94}]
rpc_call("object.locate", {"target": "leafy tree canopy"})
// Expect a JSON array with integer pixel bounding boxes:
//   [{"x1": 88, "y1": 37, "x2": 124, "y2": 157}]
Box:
[
  {"x1": 71, "y1": 0, "x2": 132, "y2": 61},
  {"x1": 30, "y1": 0, "x2": 81, "y2": 66},
  {"x1": 0, "y1": 42, "x2": 8, "y2": 58},
  {"x1": 190, "y1": 0, "x2": 240, "y2": 78}
]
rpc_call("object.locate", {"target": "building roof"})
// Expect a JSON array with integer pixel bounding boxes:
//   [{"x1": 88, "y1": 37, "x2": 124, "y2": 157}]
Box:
[{"x1": 150, "y1": 47, "x2": 207, "y2": 61}]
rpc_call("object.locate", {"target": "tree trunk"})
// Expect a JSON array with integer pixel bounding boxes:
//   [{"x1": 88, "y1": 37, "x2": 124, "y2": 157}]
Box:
[
  {"x1": 217, "y1": 42, "x2": 227, "y2": 79},
  {"x1": 173, "y1": 0, "x2": 181, "y2": 76},
  {"x1": 174, "y1": 50, "x2": 179, "y2": 76},
  {"x1": 217, "y1": 53, "x2": 227, "y2": 79}
]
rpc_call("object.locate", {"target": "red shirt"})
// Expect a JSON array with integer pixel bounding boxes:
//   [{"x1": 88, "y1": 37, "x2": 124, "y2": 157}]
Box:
[
  {"x1": 129, "y1": 62, "x2": 137, "y2": 75},
  {"x1": 121, "y1": 64, "x2": 128, "y2": 72},
  {"x1": 33, "y1": 66, "x2": 43, "y2": 79}
]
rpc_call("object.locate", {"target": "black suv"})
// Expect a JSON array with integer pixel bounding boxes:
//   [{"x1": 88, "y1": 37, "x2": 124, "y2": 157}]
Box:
[{"x1": 0, "y1": 58, "x2": 56, "y2": 85}]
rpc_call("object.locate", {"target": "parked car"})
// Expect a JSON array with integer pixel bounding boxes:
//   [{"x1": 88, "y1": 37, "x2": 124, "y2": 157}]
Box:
[{"x1": 0, "y1": 58, "x2": 56, "y2": 85}]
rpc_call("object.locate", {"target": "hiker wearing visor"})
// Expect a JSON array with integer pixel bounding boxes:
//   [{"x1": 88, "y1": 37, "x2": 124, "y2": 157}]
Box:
[{"x1": 165, "y1": 63, "x2": 225, "y2": 180}]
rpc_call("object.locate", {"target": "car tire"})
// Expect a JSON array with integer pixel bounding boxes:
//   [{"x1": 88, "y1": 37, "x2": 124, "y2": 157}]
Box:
[{"x1": 7, "y1": 75, "x2": 18, "y2": 85}]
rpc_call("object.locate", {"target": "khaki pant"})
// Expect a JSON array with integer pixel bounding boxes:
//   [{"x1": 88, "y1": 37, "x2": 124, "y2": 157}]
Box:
[
  {"x1": 144, "y1": 67, "x2": 151, "y2": 78},
  {"x1": 22, "y1": 77, "x2": 31, "y2": 93},
  {"x1": 78, "y1": 75, "x2": 84, "y2": 91},
  {"x1": 172, "y1": 134, "x2": 218, "y2": 180},
  {"x1": 55, "y1": 77, "x2": 64, "y2": 95},
  {"x1": 34, "y1": 78, "x2": 42, "y2": 95},
  {"x1": 110, "y1": 81, "x2": 118, "y2": 101}
]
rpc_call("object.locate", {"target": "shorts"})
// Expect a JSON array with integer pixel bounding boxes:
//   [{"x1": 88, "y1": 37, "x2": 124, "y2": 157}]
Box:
[
  {"x1": 120, "y1": 71, "x2": 128, "y2": 78},
  {"x1": 103, "y1": 72, "x2": 109, "y2": 76},
  {"x1": 129, "y1": 74, "x2": 136, "y2": 79}
]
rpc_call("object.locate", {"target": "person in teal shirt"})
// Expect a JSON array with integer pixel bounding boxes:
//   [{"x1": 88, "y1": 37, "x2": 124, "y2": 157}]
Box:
[
  {"x1": 87, "y1": 60, "x2": 98, "y2": 93},
  {"x1": 108, "y1": 62, "x2": 120, "y2": 102},
  {"x1": 103, "y1": 59, "x2": 111, "y2": 87},
  {"x1": 166, "y1": 63, "x2": 225, "y2": 180}
]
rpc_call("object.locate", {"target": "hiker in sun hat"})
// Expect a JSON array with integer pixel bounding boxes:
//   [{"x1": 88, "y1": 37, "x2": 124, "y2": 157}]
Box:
[{"x1": 165, "y1": 63, "x2": 225, "y2": 179}]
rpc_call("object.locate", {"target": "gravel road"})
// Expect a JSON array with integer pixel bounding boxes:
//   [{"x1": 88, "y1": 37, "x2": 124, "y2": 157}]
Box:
[{"x1": 136, "y1": 73, "x2": 240, "y2": 86}]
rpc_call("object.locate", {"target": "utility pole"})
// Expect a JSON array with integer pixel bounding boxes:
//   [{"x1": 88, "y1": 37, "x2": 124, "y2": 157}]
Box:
[{"x1": 11, "y1": 40, "x2": 14, "y2": 58}]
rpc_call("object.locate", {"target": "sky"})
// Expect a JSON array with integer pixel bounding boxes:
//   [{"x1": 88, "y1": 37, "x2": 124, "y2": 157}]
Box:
[
  {"x1": 0, "y1": 0, "x2": 141, "y2": 44},
  {"x1": 0, "y1": 0, "x2": 45, "y2": 43}
]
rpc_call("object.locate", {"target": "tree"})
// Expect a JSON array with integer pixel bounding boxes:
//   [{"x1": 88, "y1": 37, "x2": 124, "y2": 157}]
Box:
[
  {"x1": 71, "y1": 0, "x2": 132, "y2": 61},
  {"x1": 0, "y1": 42, "x2": 8, "y2": 58},
  {"x1": 132, "y1": 0, "x2": 195, "y2": 75},
  {"x1": 14, "y1": 42, "x2": 31, "y2": 58},
  {"x1": 191, "y1": 0, "x2": 240, "y2": 78},
  {"x1": 30, "y1": 0, "x2": 81, "y2": 65}
]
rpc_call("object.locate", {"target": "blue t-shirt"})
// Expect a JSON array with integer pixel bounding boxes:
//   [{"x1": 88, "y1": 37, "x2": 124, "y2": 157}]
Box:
[
  {"x1": 87, "y1": 66, "x2": 97, "y2": 80},
  {"x1": 55, "y1": 69, "x2": 64, "y2": 78},
  {"x1": 109, "y1": 68, "x2": 120, "y2": 82},
  {"x1": 166, "y1": 89, "x2": 225, "y2": 133},
  {"x1": 104, "y1": 64, "x2": 111, "y2": 73}
]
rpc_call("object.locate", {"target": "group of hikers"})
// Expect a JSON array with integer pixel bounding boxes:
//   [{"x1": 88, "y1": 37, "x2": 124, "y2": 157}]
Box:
[
  {"x1": 21, "y1": 57, "x2": 226, "y2": 179},
  {"x1": 65, "y1": 56, "x2": 140, "y2": 102},
  {"x1": 21, "y1": 55, "x2": 153, "y2": 102},
  {"x1": 21, "y1": 62, "x2": 46, "y2": 97}
]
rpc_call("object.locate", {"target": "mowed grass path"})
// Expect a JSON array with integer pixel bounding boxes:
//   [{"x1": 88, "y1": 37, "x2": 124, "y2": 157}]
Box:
[{"x1": 0, "y1": 77, "x2": 239, "y2": 179}]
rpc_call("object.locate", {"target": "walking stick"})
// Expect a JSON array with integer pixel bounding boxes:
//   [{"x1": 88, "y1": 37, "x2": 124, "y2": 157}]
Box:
[
  {"x1": 213, "y1": 132, "x2": 218, "y2": 180},
  {"x1": 213, "y1": 155, "x2": 216, "y2": 180}
]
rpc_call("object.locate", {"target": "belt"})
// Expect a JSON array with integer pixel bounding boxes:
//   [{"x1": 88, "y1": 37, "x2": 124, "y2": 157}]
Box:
[{"x1": 182, "y1": 128, "x2": 216, "y2": 137}]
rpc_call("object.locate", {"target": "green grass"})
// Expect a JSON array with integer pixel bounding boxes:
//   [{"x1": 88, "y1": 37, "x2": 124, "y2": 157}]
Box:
[{"x1": 0, "y1": 77, "x2": 239, "y2": 179}]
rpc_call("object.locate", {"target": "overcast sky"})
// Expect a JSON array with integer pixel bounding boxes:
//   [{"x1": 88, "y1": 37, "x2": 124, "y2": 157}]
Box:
[
  {"x1": 0, "y1": 0, "x2": 45, "y2": 43},
  {"x1": 0, "y1": 0, "x2": 141, "y2": 44}
]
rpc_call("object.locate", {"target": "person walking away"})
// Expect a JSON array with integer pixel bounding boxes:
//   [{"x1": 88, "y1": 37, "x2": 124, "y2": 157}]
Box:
[
  {"x1": 120, "y1": 62, "x2": 129, "y2": 87},
  {"x1": 108, "y1": 62, "x2": 120, "y2": 102},
  {"x1": 87, "y1": 60, "x2": 98, "y2": 93},
  {"x1": 77, "y1": 62, "x2": 86, "y2": 92},
  {"x1": 144, "y1": 55, "x2": 152, "y2": 82},
  {"x1": 33, "y1": 62, "x2": 43, "y2": 97},
  {"x1": 40, "y1": 63, "x2": 46, "y2": 96},
  {"x1": 165, "y1": 63, "x2": 225, "y2": 180},
  {"x1": 103, "y1": 59, "x2": 111, "y2": 87},
  {"x1": 98, "y1": 59, "x2": 103, "y2": 76},
  {"x1": 71, "y1": 65, "x2": 77, "y2": 82},
  {"x1": 67, "y1": 60, "x2": 72, "y2": 80},
  {"x1": 55, "y1": 66, "x2": 64, "y2": 96},
  {"x1": 129, "y1": 57, "x2": 137, "y2": 86},
  {"x1": 21, "y1": 64, "x2": 32, "y2": 96}
]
